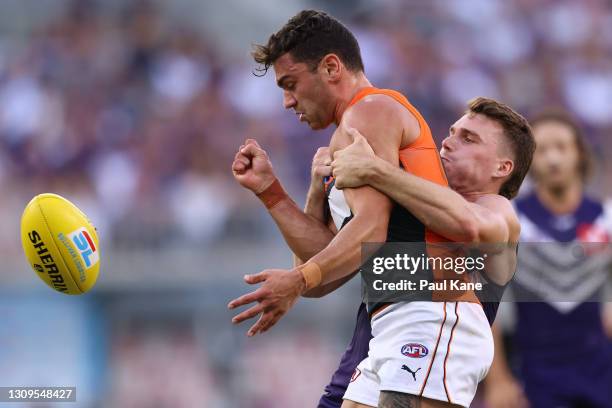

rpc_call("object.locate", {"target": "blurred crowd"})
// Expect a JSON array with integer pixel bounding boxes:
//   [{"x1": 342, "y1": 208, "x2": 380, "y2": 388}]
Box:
[{"x1": 1, "y1": 0, "x2": 611, "y2": 251}]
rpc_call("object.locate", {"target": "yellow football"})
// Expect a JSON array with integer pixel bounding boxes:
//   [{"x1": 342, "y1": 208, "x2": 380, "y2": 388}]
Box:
[{"x1": 21, "y1": 193, "x2": 100, "y2": 295}]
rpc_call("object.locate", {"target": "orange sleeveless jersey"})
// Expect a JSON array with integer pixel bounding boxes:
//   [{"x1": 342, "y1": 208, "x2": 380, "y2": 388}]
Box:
[{"x1": 348, "y1": 87, "x2": 479, "y2": 305}]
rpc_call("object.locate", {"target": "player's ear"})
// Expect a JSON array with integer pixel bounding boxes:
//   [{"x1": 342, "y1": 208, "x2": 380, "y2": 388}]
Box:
[
  {"x1": 495, "y1": 158, "x2": 514, "y2": 179},
  {"x1": 320, "y1": 54, "x2": 342, "y2": 81}
]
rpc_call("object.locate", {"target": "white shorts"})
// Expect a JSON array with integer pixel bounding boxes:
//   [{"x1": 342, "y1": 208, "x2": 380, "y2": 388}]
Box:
[{"x1": 343, "y1": 301, "x2": 493, "y2": 408}]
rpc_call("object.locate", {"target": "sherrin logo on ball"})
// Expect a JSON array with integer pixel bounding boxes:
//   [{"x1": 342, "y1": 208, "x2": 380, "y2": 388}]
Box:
[{"x1": 21, "y1": 193, "x2": 100, "y2": 295}]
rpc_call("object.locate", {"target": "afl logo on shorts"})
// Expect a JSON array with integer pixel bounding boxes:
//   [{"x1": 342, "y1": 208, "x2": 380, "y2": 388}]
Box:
[
  {"x1": 401, "y1": 343, "x2": 428, "y2": 358},
  {"x1": 350, "y1": 368, "x2": 361, "y2": 382},
  {"x1": 68, "y1": 227, "x2": 99, "y2": 269}
]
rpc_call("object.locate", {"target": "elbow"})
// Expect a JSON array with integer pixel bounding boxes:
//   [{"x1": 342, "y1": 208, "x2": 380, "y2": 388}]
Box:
[
  {"x1": 458, "y1": 217, "x2": 480, "y2": 244},
  {"x1": 459, "y1": 216, "x2": 510, "y2": 247},
  {"x1": 354, "y1": 212, "x2": 389, "y2": 243},
  {"x1": 369, "y1": 220, "x2": 389, "y2": 243}
]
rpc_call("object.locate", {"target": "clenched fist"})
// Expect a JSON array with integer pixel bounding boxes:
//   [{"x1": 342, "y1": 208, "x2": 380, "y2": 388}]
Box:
[{"x1": 232, "y1": 139, "x2": 276, "y2": 194}]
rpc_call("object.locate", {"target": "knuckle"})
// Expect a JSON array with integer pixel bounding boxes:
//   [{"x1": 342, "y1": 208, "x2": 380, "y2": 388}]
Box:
[{"x1": 261, "y1": 296, "x2": 276, "y2": 307}]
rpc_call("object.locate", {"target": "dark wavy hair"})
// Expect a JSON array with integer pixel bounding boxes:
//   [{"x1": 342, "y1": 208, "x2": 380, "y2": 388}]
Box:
[
  {"x1": 251, "y1": 10, "x2": 364, "y2": 76},
  {"x1": 530, "y1": 109, "x2": 593, "y2": 182}
]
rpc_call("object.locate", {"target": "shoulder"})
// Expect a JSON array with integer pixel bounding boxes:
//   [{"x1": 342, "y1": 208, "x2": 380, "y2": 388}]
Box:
[
  {"x1": 343, "y1": 94, "x2": 405, "y2": 129},
  {"x1": 475, "y1": 193, "x2": 514, "y2": 211},
  {"x1": 575, "y1": 194, "x2": 609, "y2": 230},
  {"x1": 340, "y1": 93, "x2": 419, "y2": 146}
]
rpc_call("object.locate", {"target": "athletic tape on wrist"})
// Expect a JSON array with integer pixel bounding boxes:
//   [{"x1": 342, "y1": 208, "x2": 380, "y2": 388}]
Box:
[
  {"x1": 298, "y1": 262, "x2": 322, "y2": 290},
  {"x1": 256, "y1": 179, "x2": 288, "y2": 209}
]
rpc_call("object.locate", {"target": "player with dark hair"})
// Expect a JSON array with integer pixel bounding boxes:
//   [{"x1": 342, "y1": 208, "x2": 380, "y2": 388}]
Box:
[
  {"x1": 484, "y1": 110, "x2": 612, "y2": 408},
  {"x1": 229, "y1": 10, "x2": 534, "y2": 408}
]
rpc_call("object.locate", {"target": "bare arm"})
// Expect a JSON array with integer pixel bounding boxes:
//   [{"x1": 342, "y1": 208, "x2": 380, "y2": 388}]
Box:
[
  {"x1": 483, "y1": 323, "x2": 529, "y2": 408},
  {"x1": 232, "y1": 140, "x2": 334, "y2": 261},
  {"x1": 303, "y1": 97, "x2": 412, "y2": 288},
  {"x1": 300, "y1": 181, "x2": 359, "y2": 298},
  {"x1": 294, "y1": 147, "x2": 358, "y2": 297},
  {"x1": 228, "y1": 97, "x2": 415, "y2": 336},
  {"x1": 369, "y1": 159, "x2": 515, "y2": 243},
  {"x1": 293, "y1": 147, "x2": 334, "y2": 268},
  {"x1": 487, "y1": 323, "x2": 514, "y2": 381},
  {"x1": 332, "y1": 134, "x2": 520, "y2": 245},
  {"x1": 267, "y1": 196, "x2": 335, "y2": 261}
]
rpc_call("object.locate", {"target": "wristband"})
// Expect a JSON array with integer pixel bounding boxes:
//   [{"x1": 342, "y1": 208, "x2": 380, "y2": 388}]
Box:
[
  {"x1": 298, "y1": 262, "x2": 322, "y2": 290},
  {"x1": 256, "y1": 178, "x2": 288, "y2": 209}
]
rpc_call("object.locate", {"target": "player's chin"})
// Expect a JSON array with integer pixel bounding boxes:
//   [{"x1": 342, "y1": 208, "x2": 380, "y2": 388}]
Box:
[
  {"x1": 305, "y1": 121, "x2": 319, "y2": 130},
  {"x1": 307, "y1": 120, "x2": 326, "y2": 131}
]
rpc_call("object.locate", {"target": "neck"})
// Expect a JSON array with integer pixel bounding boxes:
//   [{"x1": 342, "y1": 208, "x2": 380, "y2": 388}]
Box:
[
  {"x1": 459, "y1": 188, "x2": 498, "y2": 202},
  {"x1": 536, "y1": 178, "x2": 583, "y2": 215},
  {"x1": 452, "y1": 179, "x2": 501, "y2": 202},
  {"x1": 333, "y1": 72, "x2": 372, "y2": 125}
]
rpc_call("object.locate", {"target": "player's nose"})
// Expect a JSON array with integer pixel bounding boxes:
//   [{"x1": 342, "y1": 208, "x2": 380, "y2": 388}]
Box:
[
  {"x1": 441, "y1": 136, "x2": 453, "y2": 151},
  {"x1": 283, "y1": 91, "x2": 297, "y2": 109}
]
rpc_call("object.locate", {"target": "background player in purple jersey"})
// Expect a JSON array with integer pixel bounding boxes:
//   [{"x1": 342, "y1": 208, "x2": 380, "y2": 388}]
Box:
[{"x1": 484, "y1": 110, "x2": 612, "y2": 408}]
